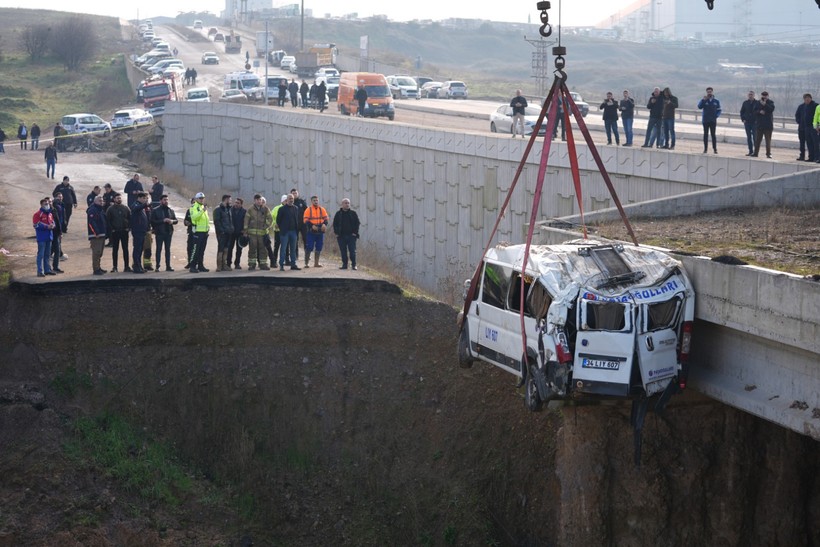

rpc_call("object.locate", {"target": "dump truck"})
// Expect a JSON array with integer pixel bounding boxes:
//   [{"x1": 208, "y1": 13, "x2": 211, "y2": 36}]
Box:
[
  {"x1": 294, "y1": 44, "x2": 338, "y2": 77},
  {"x1": 224, "y1": 31, "x2": 242, "y2": 54},
  {"x1": 255, "y1": 31, "x2": 274, "y2": 58}
]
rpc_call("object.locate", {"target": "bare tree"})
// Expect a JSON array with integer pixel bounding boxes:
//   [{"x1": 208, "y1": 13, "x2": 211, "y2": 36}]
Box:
[
  {"x1": 50, "y1": 16, "x2": 98, "y2": 70},
  {"x1": 20, "y1": 24, "x2": 52, "y2": 62}
]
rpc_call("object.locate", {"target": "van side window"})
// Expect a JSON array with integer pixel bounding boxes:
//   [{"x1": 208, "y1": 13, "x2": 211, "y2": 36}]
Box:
[
  {"x1": 481, "y1": 262, "x2": 512, "y2": 309},
  {"x1": 528, "y1": 282, "x2": 552, "y2": 321},
  {"x1": 508, "y1": 272, "x2": 534, "y2": 316}
]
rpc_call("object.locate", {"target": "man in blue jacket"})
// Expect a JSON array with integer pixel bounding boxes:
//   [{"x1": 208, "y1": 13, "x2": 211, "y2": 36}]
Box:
[
  {"x1": 697, "y1": 86, "x2": 722, "y2": 154},
  {"x1": 87, "y1": 195, "x2": 107, "y2": 275}
]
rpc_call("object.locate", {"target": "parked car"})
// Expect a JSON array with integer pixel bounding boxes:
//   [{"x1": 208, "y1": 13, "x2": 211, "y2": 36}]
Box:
[
  {"x1": 438, "y1": 81, "x2": 468, "y2": 99},
  {"x1": 569, "y1": 92, "x2": 589, "y2": 117},
  {"x1": 61, "y1": 113, "x2": 111, "y2": 136},
  {"x1": 207, "y1": 27, "x2": 218, "y2": 37},
  {"x1": 489, "y1": 105, "x2": 547, "y2": 136},
  {"x1": 111, "y1": 108, "x2": 154, "y2": 130},
  {"x1": 416, "y1": 76, "x2": 433, "y2": 88},
  {"x1": 213, "y1": 33, "x2": 225, "y2": 42},
  {"x1": 458, "y1": 241, "x2": 695, "y2": 412},
  {"x1": 148, "y1": 59, "x2": 183, "y2": 74},
  {"x1": 420, "y1": 81, "x2": 442, "y2": 98},
  {"x1": 324, "y1": 75, "x2": 340, "y2": 100},
  {"x1": 314, "y1": 67, "x2": 340, "y2": 79},
  {"x1": 201, "y1": 52, "x2": 220, "y2": 65},
  {"x1": 280, "y1": 55, "x2": 295, "y2": 70},
  {"x1": 219, "y1": 89, "x2": 248, "y2": 103},
  {"x1": 163, "y1": 66, "x2": 186, "y2": 80},
  {"x1": 386, "y1": 75, "x2": 419, "y2": 99},
  {"x1": 186, "y1": 87, "x2": 210, "y2": 102}
]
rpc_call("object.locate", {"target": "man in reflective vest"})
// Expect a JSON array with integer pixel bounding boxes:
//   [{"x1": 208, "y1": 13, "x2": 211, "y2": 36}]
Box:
[
  {"x1": 189, "y1": 192, "x2": 210, "y2": 273},
  {"x1": 243, "y1": 193, "x2": 272, "y2": 271},
  {"x1": 303, "y1": 195, "x2": 328, "y2": 268}
]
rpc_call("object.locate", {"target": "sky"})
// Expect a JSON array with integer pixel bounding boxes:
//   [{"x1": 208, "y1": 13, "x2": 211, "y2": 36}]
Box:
[{"x1": 0, "y1": 0, "x2": 644, "y2": 27}]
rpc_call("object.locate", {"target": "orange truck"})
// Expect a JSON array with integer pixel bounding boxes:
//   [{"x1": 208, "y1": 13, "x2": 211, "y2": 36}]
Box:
[{"x1": 338, "y1": 72, "x2": 395, "y2": 120}]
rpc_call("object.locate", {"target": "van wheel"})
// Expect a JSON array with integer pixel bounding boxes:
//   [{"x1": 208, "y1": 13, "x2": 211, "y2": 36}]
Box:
[
  {"x1": 457, "y1": 327, "x2": 474, "y2": 369},
  {"x1": 525, "y1": 374, "x2": 543, "y2": 412},
  {"x1": 103, "y1": 129, "x2": 110, "y2": 137},
  {"x1": 388, "y1": 114, "x2": 394, "y2": 121}
]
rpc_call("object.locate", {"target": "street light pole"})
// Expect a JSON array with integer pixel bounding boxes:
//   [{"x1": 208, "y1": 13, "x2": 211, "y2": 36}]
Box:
[
  {"x1": 265, "y1": 19, "x2": 269, "y2": 106},
  {"x1": 300, "y1": 0, "x2": 304, "y2": 52}
]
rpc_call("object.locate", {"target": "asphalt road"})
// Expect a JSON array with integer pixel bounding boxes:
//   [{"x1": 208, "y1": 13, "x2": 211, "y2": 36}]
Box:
[{"x1": 150, "y1": 24, "x2": 806, "y2": 163}]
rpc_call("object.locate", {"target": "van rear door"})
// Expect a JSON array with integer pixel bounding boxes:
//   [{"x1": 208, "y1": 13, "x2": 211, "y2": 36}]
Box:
[
  {"x1": 636, "y1": 293, "x2": 684, "y2": 396},
  {"x1": 572, "y1": 296, "x2": 635, "y2": 397}
]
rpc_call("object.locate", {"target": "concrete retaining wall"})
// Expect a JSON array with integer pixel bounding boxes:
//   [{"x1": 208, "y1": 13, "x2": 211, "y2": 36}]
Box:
[{"x1": 161, "y1": 102, "x2": 814, "y2": 296}]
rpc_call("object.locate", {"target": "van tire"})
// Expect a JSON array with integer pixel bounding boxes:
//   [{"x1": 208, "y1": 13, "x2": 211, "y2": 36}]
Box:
[
  {"x1": 525, "y1": 374, "x2": 543, "y2": 412},
  {"x1": 457, "y1": 327, "x2": 474, "y2": 369},
  {"x1": 388, "y1": 114, "x2": 395, "y2": 121}
]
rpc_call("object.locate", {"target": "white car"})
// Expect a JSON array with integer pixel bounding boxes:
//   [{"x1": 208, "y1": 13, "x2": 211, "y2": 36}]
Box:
[
  {"x1": 280, "y1": 55, "x2": 295, "y2": 69},
  {"x1": 314, "y1": 67, "x2": 339, "y2": 78},
  {"x1": 489, "y1": 105, "x2": 547, "y2": 136},
  {"x1": 202, "y1": 52, "x2": 220, "y2": 65},
  {"x1": 111, "y1": 108, "x2": 154, "y2": 130},
  {"x1": 186, "y1": 87, "x2": 210, "y2": 102},
  {"x1": 386, "y1": 75, "x2": 419, "y2": 100},
  {"x1": 148, "y1": 59, "x2": 183, "y2": 74},
  {"x1": 61, "y1": 113, "x2": 111, "y2": 136},
  {"x1": 437, "y1": 80, "x2": 468, "y2": 99}
]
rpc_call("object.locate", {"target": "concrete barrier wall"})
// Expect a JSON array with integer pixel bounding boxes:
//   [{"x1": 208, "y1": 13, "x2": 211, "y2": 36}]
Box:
[{"x1": 161, "y1": 102, "x2": 812, "y2": 295}]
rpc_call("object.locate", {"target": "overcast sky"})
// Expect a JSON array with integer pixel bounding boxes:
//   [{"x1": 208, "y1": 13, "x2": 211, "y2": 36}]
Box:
[{"x1": 0, "y1": 0, "x2": 643, "y2": 27}]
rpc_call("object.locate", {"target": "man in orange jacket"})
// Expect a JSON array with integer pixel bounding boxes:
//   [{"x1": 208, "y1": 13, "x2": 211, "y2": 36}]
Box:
[{"x1": 303, "y1": 195, "x2": 328, "y2": 268}]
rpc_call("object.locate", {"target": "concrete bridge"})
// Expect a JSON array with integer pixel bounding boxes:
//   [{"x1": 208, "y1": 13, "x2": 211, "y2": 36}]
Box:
[{"x1": 160, "y1": 101, "x2": 820, "y2": 440}]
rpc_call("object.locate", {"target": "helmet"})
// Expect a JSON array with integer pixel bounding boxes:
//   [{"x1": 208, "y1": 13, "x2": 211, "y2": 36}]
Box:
[{"x1": 238, "y1": 235, "x2": 250, "y2": 248}]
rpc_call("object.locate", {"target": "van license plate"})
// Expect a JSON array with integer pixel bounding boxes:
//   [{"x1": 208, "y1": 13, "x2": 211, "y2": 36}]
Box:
[{"x1": 582, "y1": 358, "x2": 621, "y2": 370}]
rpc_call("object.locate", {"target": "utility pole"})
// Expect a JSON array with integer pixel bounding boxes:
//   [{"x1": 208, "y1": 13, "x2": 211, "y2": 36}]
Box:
[
  {"x1": 300, "y1": 0, "x2": 305, "y2": 52},
  {"x1": 265, "y1": 20, "x2": 269, "y2": 106}
]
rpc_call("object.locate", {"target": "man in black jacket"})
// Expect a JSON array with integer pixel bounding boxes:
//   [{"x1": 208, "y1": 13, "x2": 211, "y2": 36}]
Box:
[
  {"x1": 227, "y1": 198, "x2": 246, "y2": 269},
  {"x1": 129, "y1": 192, "x2": 151, "y2": 274},
  {"x1": 276, "y1": 194, "x2": 301, "y2": 271},
  {"x1": 213, "y1": 194, "x2": 234, "y2": 271},
  {"x1": 752, "y1": 91, "x2": 775, "y2": 158},
  {"x1": 642, "y1": 87, "x2": 664, "y2": 148},
  {"x1": 290, "y1": 188, "x2": 308, "y2": 257},
  {"x1": 53, "y1": 176, "x2": 77, "y2": 231},
  {"x1": 106, "y1": 193, "x2": 131, "y2": 272},
  {"x1": 795, "y1": 93, "x2": 818, "y2": 162},
  {"x1": 740, "y1": 91, "x2": 757, "y2": 157},
  {"x1": 332, "y1": 198, "x2": 360, "y2": 270},
  {"x1": 150, "y1": 194, "x2": 178, "y2": 271}
]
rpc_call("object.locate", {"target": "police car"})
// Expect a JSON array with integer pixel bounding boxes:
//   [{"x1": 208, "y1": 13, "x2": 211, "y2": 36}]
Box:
[{"x1": 110, "y1": 108, "x2": 154, "y2": 130}]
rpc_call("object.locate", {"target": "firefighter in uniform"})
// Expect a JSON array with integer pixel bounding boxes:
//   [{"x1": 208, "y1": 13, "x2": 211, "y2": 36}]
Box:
[
  {"x1": 303, "y1": 195, "x2": 329, "y2": 268},
  {"x1": 243, "y1": 193, "x2": 272, "y2": 271}
]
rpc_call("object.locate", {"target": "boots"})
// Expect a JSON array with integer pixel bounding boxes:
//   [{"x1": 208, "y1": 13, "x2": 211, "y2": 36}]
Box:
[
  {"x1": 216, "y1": 251, "x2": 224, "y2": 271},
  {"x1": 314, "y1": 251, "x2": 322, "y2": 268},
  {"x1": 222, "y1": 251, "x2": 231, "y2": 271},
  {"x1": 304, "y1": 251, "x2": 311, "y2": 268}
]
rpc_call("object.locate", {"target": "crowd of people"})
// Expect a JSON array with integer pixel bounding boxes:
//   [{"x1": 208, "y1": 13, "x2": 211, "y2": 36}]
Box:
[
  {"x1": 32, "y1": 175, "x2": 361, "y2": 278},
  {"x1": 269, "y1": 77, "x2": 329, "y2": 111},
  {"x1": 508, "y1": 86, "x2": 820, "y2": 159}
]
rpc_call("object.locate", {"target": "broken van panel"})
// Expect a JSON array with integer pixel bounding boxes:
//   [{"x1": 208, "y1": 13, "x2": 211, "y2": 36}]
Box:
[{"x1": 458, "y1": 240, "x2": 695, "y2": 412}]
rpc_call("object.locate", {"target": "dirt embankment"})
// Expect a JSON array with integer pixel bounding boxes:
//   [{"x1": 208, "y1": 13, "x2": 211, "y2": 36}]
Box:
[{"x1": 1, "y1": 279, "x2": 818, "y2": 546}]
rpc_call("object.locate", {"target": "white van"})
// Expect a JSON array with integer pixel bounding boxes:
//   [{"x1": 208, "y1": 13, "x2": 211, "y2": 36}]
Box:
[
  {"x1": 457, "y1": 241, "x2": 695, "y2": 411},
  {"x1": 186, "y1": 87, "x2": 210, "y2": 102},
  {"x1": 224, "y1": 71, "x2": 263, "y2": 100}
]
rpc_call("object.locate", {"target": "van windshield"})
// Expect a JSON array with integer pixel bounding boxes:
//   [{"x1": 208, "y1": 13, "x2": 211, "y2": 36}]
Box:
[
  {"x1": 366, "y1": 85, "x2": 391, "y2": 98},
  {"x1": 238, "y1": 76, "x2": 260, "y2": 89}
]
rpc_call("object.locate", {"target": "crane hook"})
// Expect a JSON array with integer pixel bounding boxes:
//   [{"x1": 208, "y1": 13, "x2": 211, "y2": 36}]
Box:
[{"x1": 537, "y1": 1, "x2": 553, "y2": 37}]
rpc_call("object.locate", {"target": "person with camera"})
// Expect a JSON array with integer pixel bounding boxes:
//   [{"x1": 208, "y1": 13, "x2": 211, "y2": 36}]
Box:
[
  {"x1": 697, "y1": 87, "x2": 722, "y2": 154},
  {"x1": 333, "y1": 198, "x2": 360, "y2": 270},
  {"x1": 188, "y1": 192, "x2": 210, "y2": 273},
  {"x1": 599, "y1": 91, "x2": 620, "y2": 145},
  {"x1": 619, "y1": 90, "x2": 635, "y2": 146},
  {"x1": 752, "y1": 91, "x2": 775, "y2": 159},
  {"x1": 642, "y1": 87, "x2": 664, "y2": 148},
  {"x1": 303, "y1": 195, "x2": 329, "y2": 268},
  {"x1": 243, "y1": 193, "x2": 272, "y2": 271},
  {"x1": 510, "y1": 89, "x2": 528, "y2": 138}
]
